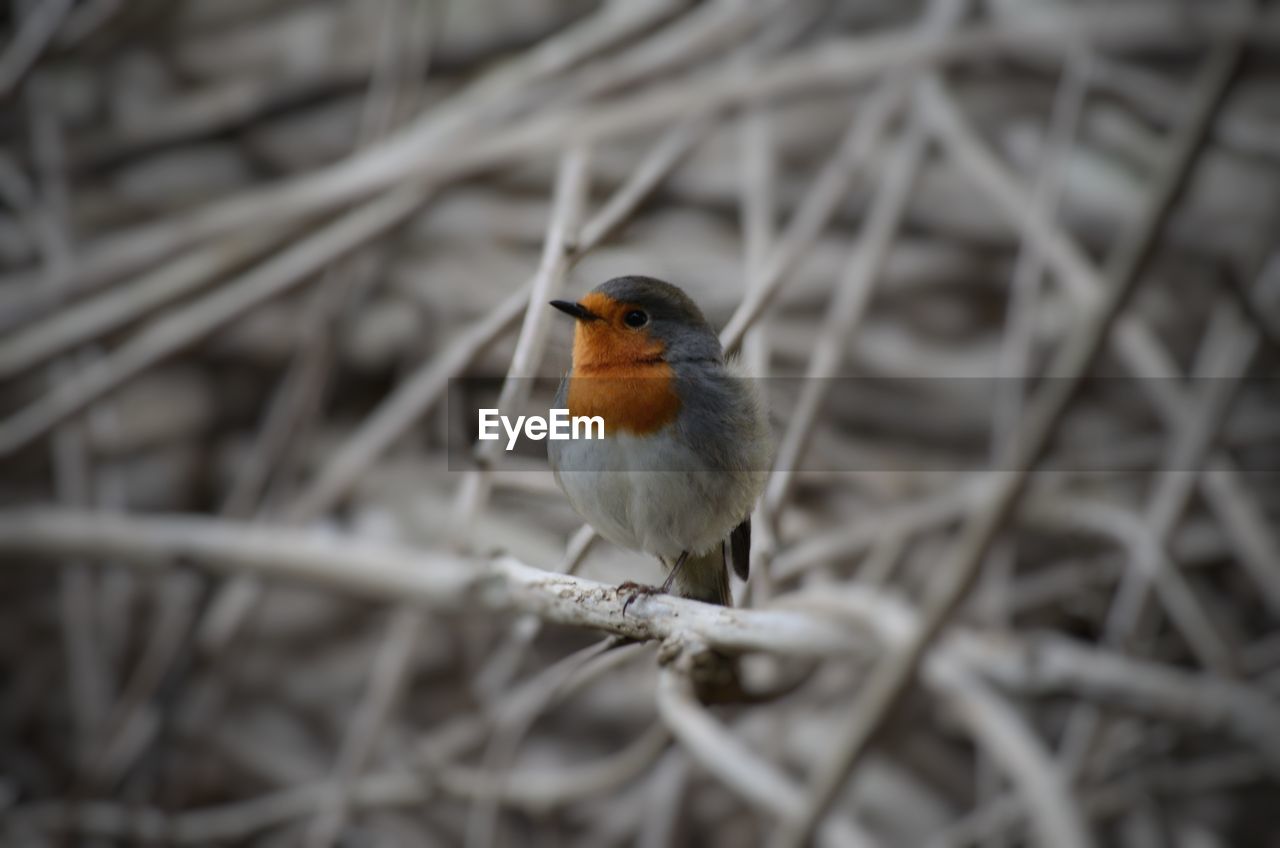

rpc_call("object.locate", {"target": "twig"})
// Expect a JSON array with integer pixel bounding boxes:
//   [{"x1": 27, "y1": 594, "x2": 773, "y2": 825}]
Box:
[
  {"x1": 1223, "y1": 251, "x2": 1280, "y2": 354},
  {"x1": 986, "y1": 43, "x2": 1091, "y2": 567},
  {"x1": 8, "y1": 725, "x2": 672, "y2": 844},
  {"x1": 445, "y1": 148, "x2": 591, "y2": 848},
  {"x1": 776, "y1": 40, "x2": 1245, "y2": 845},
  {"x1": 429, "y1": 723, "x2": 671, "y2": 812},
  {"x1": 1021, "y1": 492, "x2": 1233, "y2": 675},
  {"x1": 191, "y1": 278, "x2": 528, "y2": 669},
  {"x1": 192, "y1": 117, "x2": 702, "y2": 656},
  {"x1": 929, "y1": 752, "x2": 1268, "y2": 848},
  {"x1": 304, "y1": 608, "x2": 421, "y2": 848},
  {"x1": 734, "y1": 57, "x2": 780, "y2": 605},
  {"x1": 0, "y1": 229, "x2": 291, "y2": 380},
  {"x1": 0, "y1": 508, "x2": 870, "y2": 657},
  {"x1": 0, "y1": 0, "x2": 74, "y2": 98},
  {"x1": 55, "y1": 0, "x2": 121, "y2": 49},
  {"x1": 84, "y1": 16, "x2": 441, "y2": 792},
  {"x1": 934, "y1": 666, "x2": 1094, "y2": 848},
  {"x1": 6, "y1": 507, "x2": 1276, "y2": 747},
  {"x1": 307, "y1": 31, "x2": 568, "y2": 848},
  {"x1": 772, "y1": 479, "x2": 983, "y2": 581},
  {"x1": 26, "y1": 69, "x2": 111, "y2": 774},
  {"x1": 0, "y1": 187, "x2": 428, "y2": 458},
  {"x1": 464, "y1": 638, "x2": 634, "y2": 848},
  {"x1": 8, "y1": 5, "x2": 1250, "y2": 317},
  {"x1": 763, "y1": 89, "x2": 929, "y2": 515},
  {"x1": 974, "y1": 57, "x2": 1091, "y2": 817},
  {"x1": 1056, "y1": 284, "x2": 1274, "y2": 777},
  {"x1": 638, "y1": 750, "x2": 692, "y2": 848},
  {"x1": 470, "y1": 522, "x2": 599, "y2": 703},
  {"x1": 191, "y1": 118, "x2": 702, "y2": 740},
  {"x1": 778, "y1": 588, "x2": 1280, "y2": 769},
  {"x1": 4, "y1": 4, "x2": 1276, "y2": 842},
  {"x1": 452, "y1": 144, "x2": 591, "y2": 529},
  {"x1": 655, "y1": 661, "x2": 879, "y2": 848},
  {"x1": 717, "y1": 81, "x2": 902, "y2": 355},
  {"x1": 919, "y1": 43, "x2": 1280, "y2": 606},
  {"x1": 3, "y1": 505, "x2": 1277, "y2": 781},
  {"x1": 0, "y1": 0, "x2": 682, "y2": 322},
  {"x1": 288, "y1": 118, "x2": 703, "y2": 525}
]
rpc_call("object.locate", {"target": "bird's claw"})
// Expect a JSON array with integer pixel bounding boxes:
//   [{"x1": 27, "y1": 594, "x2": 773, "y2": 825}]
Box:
[{"x1": 617, "y1": 581, "x2": 664, "y2": 616}]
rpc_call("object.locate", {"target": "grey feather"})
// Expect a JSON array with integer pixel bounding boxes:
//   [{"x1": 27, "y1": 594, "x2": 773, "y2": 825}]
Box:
[
  {"x1": 548, "y1": 276, "x2": 771, "y2": 607},
  {"x1": 730, "y1": 518, "x2": 750, "y2": 581}
]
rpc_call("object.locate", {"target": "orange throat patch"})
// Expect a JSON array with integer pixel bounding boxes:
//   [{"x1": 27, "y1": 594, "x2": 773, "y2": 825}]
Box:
[
  {"x1": 566, "y1": 362, "x2": 681, "y2": 436},
  {"x1": 566, "y1": 292, "x2": 681, "y2": 435}
]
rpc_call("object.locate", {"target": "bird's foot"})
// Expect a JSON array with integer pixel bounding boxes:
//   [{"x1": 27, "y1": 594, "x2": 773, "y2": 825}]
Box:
[{"x1": 617, "y1": 581, "x2": 665, "y2": 616}]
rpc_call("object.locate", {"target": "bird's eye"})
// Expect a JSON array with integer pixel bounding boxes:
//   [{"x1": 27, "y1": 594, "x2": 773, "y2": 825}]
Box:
[{"x1": 623, "y1": 310, "x2": 649, "y2": 328}]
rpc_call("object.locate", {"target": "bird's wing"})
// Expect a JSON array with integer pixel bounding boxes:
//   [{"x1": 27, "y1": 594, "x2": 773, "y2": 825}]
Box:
[{"x1": 729, "y1": 516, "x2": 750, "y2": 581}]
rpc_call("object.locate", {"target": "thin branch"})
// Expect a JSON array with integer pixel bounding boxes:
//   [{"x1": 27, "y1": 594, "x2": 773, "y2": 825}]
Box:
[
  {"x1": 0, "y1": 508, "x2": 871, "y2": 656},
  {"x1": 0, "y1": 188, "x2": 428, "y2": 458},
  {"x1": 0, "y1": 0, "x2": 74, "y2": 98},
  {"x1": 7, "y1": 6, "x2": 1257, "y2": 317},
  {"x1": 191, "y1": 119, "x2": 702, "y2": 685},
  {"x1": 777, "y1": 40, "x2": 1245, "y2": 845},
  {"x1": 0, "y1": 228, "x2": 291, "y2": 380},
  {"x1": 1056, "y1": 285, "x2": 1275, "y2": 777},
  {"x1": 919, "y1": 41, "x2": 1280, "y2": 605},
  {"x1": 0, "y1": 0, "x2": 683, "y2": 323},
  {"x1": 304, "y1": 608, "x2": 421, "y2": 848},
  {"x1": 763, "y1": 92, "x2": 928, "y2": 514},
  {"x1": 3, "y1": 507, "x2": 1276, "y2": 755},
  {"x1": 288, "y1": 118, "x2": 704, "y2": 525},
  {"x1": 25, "y1": 69, "x2": 111, "y2": 774},
  {"x1": 464, "y1": 638, "x2": 635, "y2": 848},
  {"x1": 717, "y1": 81, "x2": 902, "y2": 355},
  {"x1": 655, "y1": 661, "x2": 879, "y2": 848},
  {"x1": 3, "y1": 5, "x2": 1276, "y2": 842},
  {"x1": 9, "y1": 724, "x2": 672, "y2": 844},
  {"x1": 452, "y1": 144, "x2": 591, "y2": 528},
  {"x1": 934, "y1": 666, "x2": 1094, "y2": 848}
]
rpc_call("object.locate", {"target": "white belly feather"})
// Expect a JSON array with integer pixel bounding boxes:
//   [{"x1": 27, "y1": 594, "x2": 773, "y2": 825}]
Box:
[{"x1": 551, "y1": 427, "x2": 762, "y2": 559}]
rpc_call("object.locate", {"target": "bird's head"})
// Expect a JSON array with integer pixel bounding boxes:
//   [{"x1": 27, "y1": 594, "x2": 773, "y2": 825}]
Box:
[{"x1": 550, "y1": 276, "x2": 720, "y2": 372}]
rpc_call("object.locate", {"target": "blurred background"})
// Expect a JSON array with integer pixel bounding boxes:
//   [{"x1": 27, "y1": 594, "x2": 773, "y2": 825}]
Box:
[{"x1": 1, "y1": 0, "x2": 1279, "y2": 845}]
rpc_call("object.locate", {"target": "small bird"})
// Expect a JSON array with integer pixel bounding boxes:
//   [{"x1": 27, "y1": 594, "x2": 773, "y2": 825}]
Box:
[{"x1": 548, "y1": 276, "x2": 770, "y2": 609}]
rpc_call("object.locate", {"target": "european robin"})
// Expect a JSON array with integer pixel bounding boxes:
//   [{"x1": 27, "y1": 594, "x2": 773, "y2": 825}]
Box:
[{"x1": 548, "y1": 276, "x2": 770, "y2": 609}]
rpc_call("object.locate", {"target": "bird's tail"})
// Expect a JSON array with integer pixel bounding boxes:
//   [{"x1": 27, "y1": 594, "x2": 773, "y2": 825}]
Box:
[
  {"x1": 667, "y1": 543, "x2": 733, "y2": 607},
  {"x1": 665, "y1": 544, "x2": 745, "y2": 703}
]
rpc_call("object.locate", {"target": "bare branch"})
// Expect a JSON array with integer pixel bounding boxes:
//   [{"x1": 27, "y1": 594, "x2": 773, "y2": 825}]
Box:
[{"x1": 778, "y1": 39, "x2": 1246, "y2": 845}]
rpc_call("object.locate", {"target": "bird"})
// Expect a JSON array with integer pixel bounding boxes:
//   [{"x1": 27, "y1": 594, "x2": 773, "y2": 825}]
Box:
[{"x1": 547, "y1": 275, "x2": 770, "y2": 610}]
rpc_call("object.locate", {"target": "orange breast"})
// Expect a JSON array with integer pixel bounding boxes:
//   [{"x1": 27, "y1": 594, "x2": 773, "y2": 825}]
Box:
[
  {"x1": 566, "y1": 363, "x2": 680, "y2": 436},
  {"x1": 565, "y1": 291, "x2": 681, "y2": 435},
  {"x1": 568, "y1": 361, "x2": 680, "y2": 435}
]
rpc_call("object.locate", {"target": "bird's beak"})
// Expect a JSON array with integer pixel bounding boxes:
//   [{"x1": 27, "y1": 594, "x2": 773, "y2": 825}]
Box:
[{"x1": 549, "y1": 300, "x2": 600, "y2": 322}]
